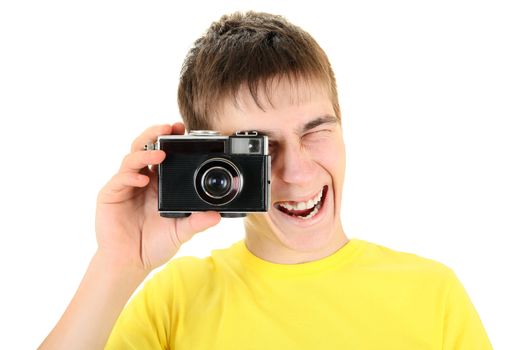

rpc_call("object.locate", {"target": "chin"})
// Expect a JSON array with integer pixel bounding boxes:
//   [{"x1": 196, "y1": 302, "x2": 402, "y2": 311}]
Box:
[{"x1": 246, "y1": 184, "x2": 343, "y2": 253}]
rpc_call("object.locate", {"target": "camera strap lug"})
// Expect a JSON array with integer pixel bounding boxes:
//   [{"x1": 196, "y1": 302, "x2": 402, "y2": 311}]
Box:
[{"x1": 144, "y1": 143, "x2": 158, "y2": 151}]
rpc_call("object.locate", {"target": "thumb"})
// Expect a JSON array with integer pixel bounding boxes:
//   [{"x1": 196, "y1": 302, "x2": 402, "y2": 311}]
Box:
[{"x1": 174, "y1": 211, "x2": 222, "y2": 245}]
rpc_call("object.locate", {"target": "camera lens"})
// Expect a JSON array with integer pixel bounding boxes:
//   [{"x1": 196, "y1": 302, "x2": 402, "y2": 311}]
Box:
[
  {"x1": 194, "y1": 158, "x2": 243, "y2": 206},
  {"x1": 202, "y1": 167, "x2": 232, "y2": 198}
]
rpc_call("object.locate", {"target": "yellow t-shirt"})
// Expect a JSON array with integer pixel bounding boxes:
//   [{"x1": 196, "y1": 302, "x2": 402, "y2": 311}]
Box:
[{"x1": 106, "y1": 238, "x2": 492, "y2": 349}]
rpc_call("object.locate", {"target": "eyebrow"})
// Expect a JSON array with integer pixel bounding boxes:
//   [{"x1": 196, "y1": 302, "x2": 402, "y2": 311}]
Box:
[
  {"x1": 259, "y1": 115, "x2": 339, "y2": 139},
  {"x1": 301, "y1": 115, "x2": 339, "y2": 134}
]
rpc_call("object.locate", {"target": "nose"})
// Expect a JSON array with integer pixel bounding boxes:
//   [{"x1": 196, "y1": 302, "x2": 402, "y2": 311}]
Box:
[{"x1": 273, "y1": 141, "x2": 316, "y2": 186}]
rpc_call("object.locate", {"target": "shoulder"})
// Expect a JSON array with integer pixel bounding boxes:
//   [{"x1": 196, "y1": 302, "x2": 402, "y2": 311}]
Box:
[
  {"x1": 156, "y1": 255, "x2": 214, "y2": 288},
  {"x1": 352, "y1": 238, "x2": 456, "y2": 284},
  {"x1": 153, "y1": 242, "x2": 241, "y2": 289}
]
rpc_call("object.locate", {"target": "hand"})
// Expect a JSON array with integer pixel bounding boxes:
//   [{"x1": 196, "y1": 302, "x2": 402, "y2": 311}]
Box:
[{"x1": 95, "y1": 123, "x2": 221, "y2": 273}]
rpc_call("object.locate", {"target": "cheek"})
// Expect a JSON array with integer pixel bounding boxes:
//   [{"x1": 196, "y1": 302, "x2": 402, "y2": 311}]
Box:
[{"x1": 311, "y1": 140, "x2": 346, "y2": 180}]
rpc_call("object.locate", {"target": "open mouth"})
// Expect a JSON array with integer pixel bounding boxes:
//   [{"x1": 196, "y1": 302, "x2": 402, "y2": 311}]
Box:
[{"x1": 274, "y1": 185, "x2": 328, "y2": 220}]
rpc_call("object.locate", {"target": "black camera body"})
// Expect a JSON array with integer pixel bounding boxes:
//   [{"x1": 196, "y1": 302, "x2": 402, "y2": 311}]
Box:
[{"x1": 150, "y1": 130, "x2": 271, "y2": 218}]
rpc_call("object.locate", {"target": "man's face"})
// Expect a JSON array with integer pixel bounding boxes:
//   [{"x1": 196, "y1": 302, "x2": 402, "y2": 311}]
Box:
[{"x1": 213, "y1": 78, "x2": 347, "y2": 261}]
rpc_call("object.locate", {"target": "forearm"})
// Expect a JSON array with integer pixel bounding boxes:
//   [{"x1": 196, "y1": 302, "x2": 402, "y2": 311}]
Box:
[{"x1": 39, "y1": 251, "x2": 148, "y2": 350}]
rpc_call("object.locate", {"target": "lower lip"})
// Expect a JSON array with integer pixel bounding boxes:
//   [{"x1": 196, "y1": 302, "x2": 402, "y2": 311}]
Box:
[{"x1": 273, "y1": 186, "x2": 329, "y2": 226}]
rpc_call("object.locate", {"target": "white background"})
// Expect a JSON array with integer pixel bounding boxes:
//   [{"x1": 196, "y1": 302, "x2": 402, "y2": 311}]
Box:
[{"x1": 1, "y1": 0, "x2": 523, "y2": 348}]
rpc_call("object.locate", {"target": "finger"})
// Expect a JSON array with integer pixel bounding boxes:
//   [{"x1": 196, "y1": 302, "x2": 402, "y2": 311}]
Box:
[
  {"x1": 131, "y1": 124, "x2": 172, "y2": 152},
  {"x1": 171, "y1": 122, "x2": 186, "y2": 135},
  {"x1": 98, "y1": 172, "x2": 150, "y2": 201},
  {"x1": 173, "y1": 211, "x2": 221, "y2": 245},
  {"x1": 119, "y1": 150, "x2": 166, "y2": 173}
]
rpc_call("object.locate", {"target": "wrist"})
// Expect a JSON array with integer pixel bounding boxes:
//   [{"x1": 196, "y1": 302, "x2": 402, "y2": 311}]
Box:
[{"x1": 91, "y1": 250, "x2": 149, "y2": 287}]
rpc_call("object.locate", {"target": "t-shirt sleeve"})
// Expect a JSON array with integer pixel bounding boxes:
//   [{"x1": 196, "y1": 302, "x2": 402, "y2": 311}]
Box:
[
  {"x1": 104, "y1": 263, "x2": 179, "y2": 350},
  {"x1": 442, "y1": 269, "x2": 493, "y2": 350}
]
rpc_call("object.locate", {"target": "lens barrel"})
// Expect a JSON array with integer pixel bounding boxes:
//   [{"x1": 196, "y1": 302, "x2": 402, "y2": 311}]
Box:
[
  {"x1": 194, "y1": 158, "x2": 242, "y2": 205},
  {"x1": 202, "y1": 167, "x2": 232, "y2": 199}
]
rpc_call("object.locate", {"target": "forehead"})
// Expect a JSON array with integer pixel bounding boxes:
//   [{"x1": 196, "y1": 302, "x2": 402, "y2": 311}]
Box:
[
  {"x1": 239, "y1": 76, "x2": 330, "y2": 109},
  {"x1": 212, "y1": 77, "x2": 335, "y2": 132}
]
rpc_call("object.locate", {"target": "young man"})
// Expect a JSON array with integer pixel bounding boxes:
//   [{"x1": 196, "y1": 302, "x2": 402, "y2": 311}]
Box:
[{"x1": 40, "y1": 11, "x2": 492, "y2": 349}]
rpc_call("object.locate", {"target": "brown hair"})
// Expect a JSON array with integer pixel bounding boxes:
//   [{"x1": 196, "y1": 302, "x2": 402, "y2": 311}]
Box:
[{"x1": 178, "y1": 11, "x2": 340, "y2": 131}]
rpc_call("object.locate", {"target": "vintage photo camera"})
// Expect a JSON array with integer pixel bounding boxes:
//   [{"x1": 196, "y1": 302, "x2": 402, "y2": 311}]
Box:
[{"x1": 147, "y1": 130, "x2": 271, "y2": 218}]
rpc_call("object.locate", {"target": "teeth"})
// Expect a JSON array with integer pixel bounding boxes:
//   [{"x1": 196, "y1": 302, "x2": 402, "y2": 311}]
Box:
[
  {"x1": 277, "y1": 188, "x2": 324, "y2": 211},
  {"x1": 280, "y1": 202, "x2": 293, "y2": 210},
  {"x1": 299, "y1": 206, "x2": 320, "y2": 220}
]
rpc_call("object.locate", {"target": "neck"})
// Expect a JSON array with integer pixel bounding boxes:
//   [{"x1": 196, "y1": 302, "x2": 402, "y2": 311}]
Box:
[{"x1": 244, "y1": 215, "x2": 349, "y2": 264}]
